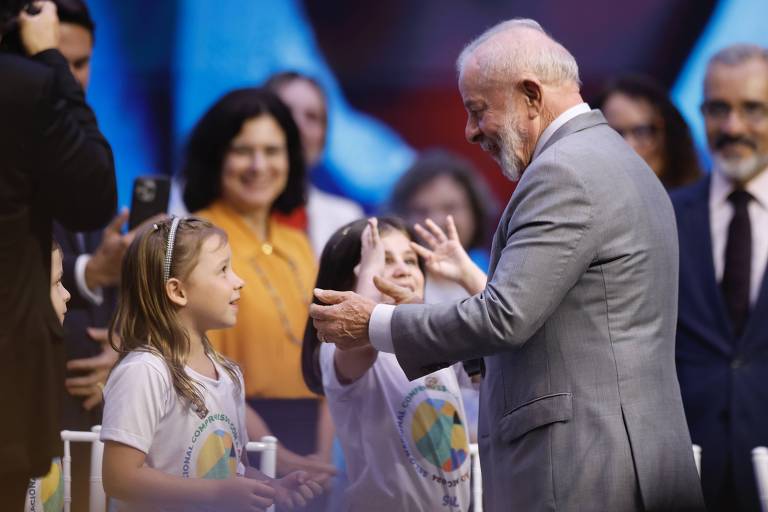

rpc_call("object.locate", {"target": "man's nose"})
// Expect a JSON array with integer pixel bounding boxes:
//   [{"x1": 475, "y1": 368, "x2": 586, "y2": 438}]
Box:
[
  {"x1": 720, "y1": 109, "x2": 748, "y2": 135},
  {"x1": 465, "y1": 119, "x2": 481, "y2": 144}
]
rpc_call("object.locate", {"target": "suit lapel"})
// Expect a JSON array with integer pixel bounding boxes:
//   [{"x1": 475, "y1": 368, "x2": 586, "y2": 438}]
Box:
[{"x1": 680, "y1": 178, "x2": 733, "y2": 354}]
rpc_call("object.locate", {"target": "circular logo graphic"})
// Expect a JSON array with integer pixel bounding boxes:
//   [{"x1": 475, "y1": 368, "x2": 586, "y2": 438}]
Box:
[
  {"x1": 411, "y1": 398, "x2": 469, "y2": 471},
  {"x1": 196, "y1": 429, "x2": 238, "y2": 479},
  {"x1": 26, "y1": 458, "x2": 63, "y2": 512}
]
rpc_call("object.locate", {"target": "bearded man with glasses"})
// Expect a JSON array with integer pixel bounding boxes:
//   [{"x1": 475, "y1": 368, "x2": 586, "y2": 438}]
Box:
[{"x1": 672, "y1": 44, "x2": 768, "y2": 512}]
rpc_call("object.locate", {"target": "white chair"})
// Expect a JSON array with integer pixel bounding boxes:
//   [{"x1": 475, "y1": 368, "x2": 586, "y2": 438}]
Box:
[
  {"x1": 752, "y1": 447, "x2": 768, "y2": 512},
  {"x1": 469, "y1": 443, "x2": 482, "y2": 512},
  {"x1": 60, "y1": 425, "x2": 106, "y2": 512},
  {"x1": 692, "y1": 444, "x2": 702, "y2": 477},
  {"x1": 246, "y1": 436, "x2": 278, "y2": 512},
  {"x1": 61, "y1": 428, "x2": 278, "y2": 512}
]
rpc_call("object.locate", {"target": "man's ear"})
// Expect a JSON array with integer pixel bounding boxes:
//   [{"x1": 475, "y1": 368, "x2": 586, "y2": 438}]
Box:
[
  {"x1": 166, "y1": 278, "x2": 187, "y2": 307},
  {"x1": 519, "y1": 77, "x2": 543, "y2": 118}
]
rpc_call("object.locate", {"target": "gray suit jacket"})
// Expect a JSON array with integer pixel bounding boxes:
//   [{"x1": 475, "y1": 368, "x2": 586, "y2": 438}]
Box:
[{"x1": 391, "y1": 111, "x2": 705, "y2": 511}]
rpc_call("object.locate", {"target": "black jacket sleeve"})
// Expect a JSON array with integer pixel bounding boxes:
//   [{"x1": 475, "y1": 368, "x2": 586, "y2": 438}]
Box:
[{"x1": 30, "y1": 49, "x2": 117, "y2": 231}]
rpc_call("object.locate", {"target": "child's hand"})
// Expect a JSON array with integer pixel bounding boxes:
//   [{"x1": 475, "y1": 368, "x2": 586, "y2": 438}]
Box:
[
  {"x1": 216, "y1": 476, "x2": 275, "y2": 511},
  {"x1": 412, "y1": 216, "x2": 487, "y2": 295},
  {"x1": 269, "y1": 471, "x2": 324, "y2": 510},
  {"x1": 355, "y1": 218, "x2": 385, "y2": 279}
]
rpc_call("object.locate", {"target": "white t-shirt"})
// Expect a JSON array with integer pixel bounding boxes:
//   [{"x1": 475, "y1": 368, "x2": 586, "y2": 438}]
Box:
[
  {"x1": 321, "y1": 344, "x2": 471, "y2": 512},
  {"x1": 101, "y1": 351, "x2": 248, "y2": 509}
]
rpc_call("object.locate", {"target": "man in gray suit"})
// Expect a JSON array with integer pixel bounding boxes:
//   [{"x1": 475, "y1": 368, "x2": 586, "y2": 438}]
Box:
[{"x1": 310, "y1": 18, "x2": 704, "y2": 511}]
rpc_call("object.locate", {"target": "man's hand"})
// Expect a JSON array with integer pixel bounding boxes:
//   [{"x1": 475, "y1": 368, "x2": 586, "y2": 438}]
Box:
[
  {"x1": 18, "y1": 1, "x2": 59, "y2": 55},
  {"x1": 85, "y1": 209, "x2": 130, "y2": 290},
  {"x1": 310, "y1": 289, "x2": 376, "y2": 350},
  {"x1": 85, "y1": 210, "x2": 166, "y2": 290},
  {"x1": 65, "y1": 327, "x2": 119, "y2": 410}
]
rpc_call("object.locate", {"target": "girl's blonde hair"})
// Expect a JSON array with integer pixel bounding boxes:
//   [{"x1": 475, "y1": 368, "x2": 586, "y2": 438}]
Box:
[{"x1": 109, "y1": 216, "x2": 241, "y2": 418}]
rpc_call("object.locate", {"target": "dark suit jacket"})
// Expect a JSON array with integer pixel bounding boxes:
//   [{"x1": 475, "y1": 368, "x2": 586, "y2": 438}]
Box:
[
  {"x1": 52, "y1": 224, "x2": 117, "y2": 431},
  {"x1": 0, "y1": 48, "x2": 116, "y2": 479},
  {"x1": 672, "y1": 176, "x2": 768, "y2": 511}
]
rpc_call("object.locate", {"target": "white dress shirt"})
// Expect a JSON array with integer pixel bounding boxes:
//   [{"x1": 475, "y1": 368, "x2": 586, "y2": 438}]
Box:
[
  {"x1": 369, "y1": 103, "x2": 592, "y2": 353},
  {"x1": 709, "y1": 165, "x2": 768, "y2": 306}
]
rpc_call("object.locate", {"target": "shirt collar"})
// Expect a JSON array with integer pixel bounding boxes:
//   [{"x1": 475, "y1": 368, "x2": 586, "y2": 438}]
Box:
[
  {"x1": 710, "y1": 164, "x2": 768, "y2": 210},
  {"x1": 532, "y1": 102, "x2": 591, "y2": 160}
]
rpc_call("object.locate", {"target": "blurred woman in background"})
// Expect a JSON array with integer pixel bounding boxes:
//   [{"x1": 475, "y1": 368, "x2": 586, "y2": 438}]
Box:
[
  {"x1": 597, "y1": 74, "x2": 702, "y2": 189},
  {"x1": 266, "y1": 71, "x2": 364, "y2": 256}
]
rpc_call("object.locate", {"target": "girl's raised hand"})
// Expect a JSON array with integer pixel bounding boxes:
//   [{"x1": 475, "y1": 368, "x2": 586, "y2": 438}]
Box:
[
  {"x1": 354, "y1": 218, "x2": 387, "y2": 300},
  {"x1": 412, "y1": 216, "x2": 487, "y2": 295},
  {"x1": 412, "y1": 216, "x2": 474, "y2": 282},
  {"x1": 355, "y1": 218, "x2": 384, "y2": 277},
  {"x1": 269, "y1": 471, "x2": 324, "y2": 510}
]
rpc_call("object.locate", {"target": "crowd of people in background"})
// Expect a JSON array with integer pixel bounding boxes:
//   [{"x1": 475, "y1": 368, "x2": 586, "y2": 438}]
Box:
[{"x1": 2, "y1": 1, "x2": 768, "y2": 511}]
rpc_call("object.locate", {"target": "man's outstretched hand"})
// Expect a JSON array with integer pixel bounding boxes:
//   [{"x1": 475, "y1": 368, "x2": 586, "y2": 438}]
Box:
[{"x1": 309, "y1": 289, "x2": 376, "y2": 350}]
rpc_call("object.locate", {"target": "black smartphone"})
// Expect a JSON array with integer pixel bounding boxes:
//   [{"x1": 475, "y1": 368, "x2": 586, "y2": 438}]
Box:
[{"x1": 128, "y1": 176, "x2": 170, "y2": 230}]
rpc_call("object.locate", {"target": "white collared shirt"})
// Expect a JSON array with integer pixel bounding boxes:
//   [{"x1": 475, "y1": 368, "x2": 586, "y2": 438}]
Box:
[
  {"x1": 709, "y1": 166, "x2": 768, "y2": 305},
  {"x1": 532, "y1": 102, "x2": 591, "y2": 160},
  {"x1": 369, "y1": 103, "x2": 593, "y2": 353}
]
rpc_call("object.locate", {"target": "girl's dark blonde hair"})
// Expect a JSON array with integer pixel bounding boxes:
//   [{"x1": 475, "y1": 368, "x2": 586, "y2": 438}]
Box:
[{"x1": 109, "y1": 216, "x2": 241, "y2": 418}]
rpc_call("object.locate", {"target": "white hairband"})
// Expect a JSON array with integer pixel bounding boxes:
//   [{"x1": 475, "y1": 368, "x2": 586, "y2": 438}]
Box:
[{"x1": 163, "y1": 216, "x2": 182, "y2": 282}]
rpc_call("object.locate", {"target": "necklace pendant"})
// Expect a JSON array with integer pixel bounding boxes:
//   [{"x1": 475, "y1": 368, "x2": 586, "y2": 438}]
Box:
[{"x1": 261, "y1": 243, "x2": 273, "y2": 255}]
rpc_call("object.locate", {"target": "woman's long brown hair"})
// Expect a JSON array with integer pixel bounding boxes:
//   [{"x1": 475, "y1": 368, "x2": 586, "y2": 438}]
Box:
[{"x1": 109, "y1": 217, "x2": 241, "y2": 418}]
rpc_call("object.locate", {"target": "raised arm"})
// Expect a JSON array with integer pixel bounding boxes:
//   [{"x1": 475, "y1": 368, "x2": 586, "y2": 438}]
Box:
[
  {"x1": 332, "y1": 219, "x2": 382, "y2": 383},
  {"x1": 18, "y1": 3, "x2": 116, "y2": 231},
  {"x1": 411, "y1": 216, "x2": 487, "y2": 295}
]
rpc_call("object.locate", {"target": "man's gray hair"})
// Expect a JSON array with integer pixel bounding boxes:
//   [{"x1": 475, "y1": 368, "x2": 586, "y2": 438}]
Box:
[
  {"x1": 456, "y1": 18, "x2": 581, "y2": 86},
  {"x1": 707, "y1": 43, "x2": 768, "y2": 69}
]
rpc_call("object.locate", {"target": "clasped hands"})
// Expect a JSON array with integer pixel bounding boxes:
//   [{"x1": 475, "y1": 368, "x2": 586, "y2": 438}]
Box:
[{"x1": 309, "y1": 215, "x2": 485, "y2": 351}]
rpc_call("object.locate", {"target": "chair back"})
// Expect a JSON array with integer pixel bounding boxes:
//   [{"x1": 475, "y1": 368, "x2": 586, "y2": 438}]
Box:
[
  {"x1": 752, "y1": 447, "x2": 768, "y2": 512},
  {"x1": 60, "y1": 426, "x2": 106, "y2": 512},
  {"x1": 470, "y1": 443, "x2": 482, "y2": 512},
  {"x1": 59, "y1": 430, "x2": 278, "y2": 512},
  {"x1": 246, "y1": 435, "x2": 278, "y2": 512}
]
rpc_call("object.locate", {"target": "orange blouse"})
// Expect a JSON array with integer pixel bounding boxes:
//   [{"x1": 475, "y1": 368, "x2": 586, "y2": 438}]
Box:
[{"x1": 196, "y1": 200, "x2": 317, "y2": 399}]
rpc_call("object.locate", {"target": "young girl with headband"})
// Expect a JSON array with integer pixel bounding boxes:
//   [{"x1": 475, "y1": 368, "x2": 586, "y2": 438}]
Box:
[{"x1": 101, "y1": 216, "x2": 322, "y2": 511}]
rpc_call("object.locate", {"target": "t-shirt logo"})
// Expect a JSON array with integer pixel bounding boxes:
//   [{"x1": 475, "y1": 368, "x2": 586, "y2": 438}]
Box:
[
  {"x1": 197, "y1": 429, "x2": 238, "y2": 479},
  {"x1": 182, "y1": 412, "x2": 241, "y2": 479},
  {"x1": 25, "y1": 458, "x2": 64, "y2": 512},
  {"x1": 397, "y1": 375, "x2": 470, "y2": 506},
  {"x1": 412, "y1": 397, "x2": 469, "y2": 471}
]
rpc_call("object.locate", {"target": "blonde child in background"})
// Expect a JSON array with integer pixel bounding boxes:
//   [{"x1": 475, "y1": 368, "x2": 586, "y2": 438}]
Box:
[{"x1": 101, "y1": 217, "x2": 323, "y2": 511}]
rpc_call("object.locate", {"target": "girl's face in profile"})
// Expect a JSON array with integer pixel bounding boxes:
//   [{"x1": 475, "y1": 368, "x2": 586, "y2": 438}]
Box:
[
  {"x1": 176, "y1": 236, "x2": 245, "y2": 333},
  {"x1": 377, "y1": 229, "x2": 425, "y2": 304},
  {"x1": 50, "y1": 248, "x2": 70, "y2": 325}
]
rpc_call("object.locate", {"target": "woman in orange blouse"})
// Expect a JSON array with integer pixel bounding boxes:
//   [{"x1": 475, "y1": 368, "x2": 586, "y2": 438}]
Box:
[{"x1": 182, "y1": 88, "x2": 333, "y2": 469}]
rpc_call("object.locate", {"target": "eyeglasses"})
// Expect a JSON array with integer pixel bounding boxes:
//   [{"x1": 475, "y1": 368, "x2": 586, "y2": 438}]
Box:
[
  {"x1": 700, "y1": 100, "x2": 768, "y2": 124},
  {"x1": 613, "y1": 124, "x2": 659, "y2": 145}
]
